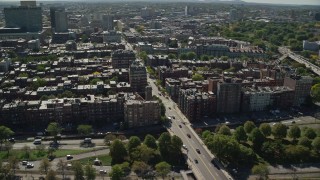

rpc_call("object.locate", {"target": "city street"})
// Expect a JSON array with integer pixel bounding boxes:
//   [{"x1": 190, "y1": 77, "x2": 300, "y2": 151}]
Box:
[{"x1": 147, "y1": 77, "x2": 231, "y2": 180}]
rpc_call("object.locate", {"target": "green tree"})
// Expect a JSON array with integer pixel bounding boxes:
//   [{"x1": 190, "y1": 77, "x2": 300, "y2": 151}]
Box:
[
  {"x1": 18, "y1": 72, "x2": 29, "y2": 78},
  {"x1": 127, "y1": 136, "x2": 141, "y2": 153},
  {"x1": 139, "y1": 51, "x2": 148, "y2": 63},
  {"x1": 218, "y1": 125, "x2": 231, "y2": 136},
  {"x1": 72, "y1": 161, "x2": 84, "y2": 180},
  {"x1": 312, "y1": 137, "x2": 320, "y2": 153},
  {"x1": 104, "y1": 134, "x2": 117, "y2": 145},
  {"x1": 201, "y1": 55, "x2": 209, "y2": 61},
  {"x1": 288, "y1": 125, "x2": 301, "y2": 141},
  {"x1": 187, "y1": 52, "x2": 197, "y2": 60},
  {"x1": 251, "y1": 164, "x2": 269, "y2": 180},
  {"x1": 202, "y1": 130, "x2": 212, "y2": 140},
  {"x1": 7, "y1": 156, "x2": 19, "y2": 176},
  {"x1": 45, "y1": 169, "x2": 57, "y2": 180},
  {"x1": 250, "y1": 128, "x2": 265, "y2": 150},
  {"x1": 285, "y1": 145, "x2": 310, "y2": 163},
  {"x1": 206, "y1": 134, "x2": 240, "y2": 162},
  {"x1": 110, "y1": 139, "x2": 128, "y2": 164},
  {"x1": 130, "y1": 144, "x2": 156, "y2": 163},
  {"x1": 0, "y1": 126, "x2": 14, "y2": 146},
  {"x1": 39, "y1": 158, "x2": 52, "y2": 175},
  {"x1": 244, "y1": 121, "x2": 256, "y2": 134},
  {"x1": 61, "y1": 90, "x2": 75, "y2": 98},
  {"x1": 155, "y1": 161, "x2": 171, "y2": 179},
  {"x1": 22, "y1": 145, "x2": 31, "y2": 159},
  {"x1": 272, "y1": 123, "x2": 287, "y2": 139},
  {"x1": 89, "y1": 78, "x2": 102, "y2": 85},
  {"x1": 259, "y1": 123, "x2": 271, "y2": 137},
  {"x1": 3, "y1": 142, "x2": 13, "y2": 157},
  {"x1": 311, "y1": 83, "x2": 320, "y2": 102},
  {"x1": 233, "y1": 126, "x2": 247, "y2": 142},
  {"x1": 192, "y1": 73, "x2": 204, "y2": 81},
  {"x1": 132, "y1": 161, "x2": 151, "y2": 178},
  {"x1": 47, "y1": 122, "x2": 62, "y2": 143},
  {"x1": 56, "y1": 159, "x2": 67, "y2": 180},
  {"x1": 179, "y1": 53, "x2": 188, "y2": 60},
  {"x1": 143, "y1": 134, "x2": 158, "y2": 149},
  {"x1": 77, "y1": 125, "x2": 93, "y2": 135},
  {"x1": 84, "y1": 164, "x2": 96, "y2": 180},
  {"x1": 158, "y1": 132, "x2": 171, "y2": 157},
  {"x1": 171, "y1": 135, "x2": 183, "y2": 150},
  {"x1": 110, "y1": 164, "x2": 125, "y2": 180},
  {"x1": 303, "y1": 127, "x2": 317, "y2": 139},
  {"x1": 168, "y1": 53, "x2": 177, "y2": 59},
  {"x1": 299, "y1": 137, "x2": 312, "y2": 148}
]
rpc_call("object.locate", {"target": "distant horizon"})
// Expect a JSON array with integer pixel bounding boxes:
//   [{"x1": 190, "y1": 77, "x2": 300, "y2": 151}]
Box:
[{"x1": 0, "y1": 0, "x2": 320, "y2": 6}]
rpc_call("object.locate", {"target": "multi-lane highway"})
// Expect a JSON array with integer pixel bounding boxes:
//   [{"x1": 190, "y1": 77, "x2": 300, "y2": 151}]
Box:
[
  {"x1": 147, "y1": 76, "x2": 231, "y2": 180},
  {"x1": 278, "y1": 46, "x2": 320, "y2": 76}
]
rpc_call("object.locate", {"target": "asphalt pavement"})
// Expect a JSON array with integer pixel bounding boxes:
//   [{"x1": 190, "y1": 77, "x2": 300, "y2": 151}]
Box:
[{"x1": 147, "y1": 77, "x2": 231, "y2": 180}]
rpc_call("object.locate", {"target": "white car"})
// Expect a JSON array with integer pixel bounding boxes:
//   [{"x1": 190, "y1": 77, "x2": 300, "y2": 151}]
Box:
[
  {"x1": 182, "y1": 144, "x2": 187, "y2": 150},
  {"x1": 27, "y1": 163, "x2": 34, "y2": 168}
]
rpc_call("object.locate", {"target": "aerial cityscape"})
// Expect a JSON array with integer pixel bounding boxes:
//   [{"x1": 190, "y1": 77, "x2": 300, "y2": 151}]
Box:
[{"x1": 0, "y1": 0, "x2": 319, "y2": 179}]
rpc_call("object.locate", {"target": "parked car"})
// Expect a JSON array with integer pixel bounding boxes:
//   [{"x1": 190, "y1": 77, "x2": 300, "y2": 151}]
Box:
[
  {"x1": 27, "y1": 163, "x2": 34, "y2": 168},
  {"x1": 22, "y1": 161, "x2": 28, "y2": 166},
  {"x1": 194, "y1": 159, "x2": 198, "y2": 164},
  {"x1": 196, "y1": 149, "x2": 200, "y2": 154},
  {"x1": 187, "y1": 134, "x2": 191, "y2": 138},
  {"x1": 66, "y1": 155, "x2": 73, "y2": 160}
]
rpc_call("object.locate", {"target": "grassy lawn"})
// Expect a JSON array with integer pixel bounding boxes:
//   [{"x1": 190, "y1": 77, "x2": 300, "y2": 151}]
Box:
[
  {"x1": 72, "y1": 154, "x2": 112, "y2": 166},
  {"x1": 0, "y1": 149, "x2": 93, "y2": 161}
]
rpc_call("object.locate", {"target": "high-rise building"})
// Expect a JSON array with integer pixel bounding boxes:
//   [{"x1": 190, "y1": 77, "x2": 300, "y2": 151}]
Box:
[
  {"x1": 178, "y1": 89, "x2": 216, "y2": 122},
  {"x1": 124, "y1": 99, "x2": 161, "y2": 128},
  {"x1": 4, "y1": 1, "x2": 42, "y2": 32},
  {"x1": 145, "y1": 86, "x2": 153, "y2": 101},
  {"x1": 102, "y1": 14, "x2": 114, "y2": 31},
  {"x1": 54, "y1": 10, "x2": 68, "y2": 32},
  {"x1": 129, "y1": 61, "x2": 148, "y2": 97},
  {"x1": 50, "y1": 7, "x2": 68, "y2": 32},
  {"x1": 111, "y1": 50, "x2": 135, "y2": 69},
  {"x1": 141, "y1": 7, "x2": 155, "y2": 19},
  {"x1": 20, "y1": 1, "x2": 36, "y2": 7},
  {"x1": 284, "y1": 75, "x2": 313, "y2": 106},
  {"x1": 217, "y1": 78, "x2": 242, "y2": 113}
]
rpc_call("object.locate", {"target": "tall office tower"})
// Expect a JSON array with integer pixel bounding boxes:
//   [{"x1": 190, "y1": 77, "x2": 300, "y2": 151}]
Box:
[
  {"x1": 284, "y1": 75, "x2": 313, "y2": 106},
  {"x1": 185, "y1": 6, "x2": 188, "y2": 16},
  {"x1": 141, "y1": 7, "x2": 155, "y2": 19},
  {"x1": 54, "y1": 10, "x2": 68, "y2": 32},
  {"x1": 102, "y1": 14, "x2": 114, "y2": 31},
  {"x1": 229, "y1": 9, "x2": 238, "y2": 21},
  {"x1": 145, "y1": 86, "x2": 152, "y2": 101},
  {"x1": 217, "y1": 78, "x2": 242, "y2": 113},
  {"x1": 4, "y1": 1, "x2": 42, "y2": 32},
  {"x1": 50, "y1": 7, "x2": 67, "y2": 32},
  {"x1": 20, "y1": 0, "x2": 36, "y2": 7},
  {"x1": 111, "y1": 50, "x2": 135, "y2": 69},
  {"x1": 129, "y1": 61, "x2": 148, "y2": 97}
]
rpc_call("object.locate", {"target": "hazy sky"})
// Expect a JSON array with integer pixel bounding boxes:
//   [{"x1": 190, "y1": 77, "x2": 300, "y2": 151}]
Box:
[{"x1": 244, "y1": 0, "x2": 320, "y2": 5}]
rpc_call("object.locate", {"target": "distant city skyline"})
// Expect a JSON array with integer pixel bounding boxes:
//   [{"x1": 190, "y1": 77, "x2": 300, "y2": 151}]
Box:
[
  {"x1": 243, "y1": 0, "x2": 320, "y2": 5},
  {"x1": 0, "y1": 0, "x2": 320, "y2": 5}
]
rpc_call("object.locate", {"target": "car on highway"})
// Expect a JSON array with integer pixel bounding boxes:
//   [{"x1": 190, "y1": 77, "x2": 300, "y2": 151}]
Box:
[
  {"x1": 172, "y1": 116, "x2": 175, "y2": 119},
  {"x1": 196, "y1": 149, "x2": 200, "y2": 154},
  {"x1": 182, "y1": 144, "x2": 187, "y2": 150},
  {"x1": 187, "y1": 134, "x2": 191, "y2": 138},
  {"x1": 211, "y1": 159, "x2": 220, "y2": 170},
  {"x1": 194, "y1": 159, "x2": 198, "y2": 164},
  {"x1": 66, "y1": 155, "x2": 73, "y2": 160},
  {"x1": 27, "y1": 163, "x2": 34, "y2": 168},
  {"x1": 169, "y1": 107, "x2": 171, "y2": 110}
]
